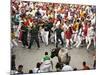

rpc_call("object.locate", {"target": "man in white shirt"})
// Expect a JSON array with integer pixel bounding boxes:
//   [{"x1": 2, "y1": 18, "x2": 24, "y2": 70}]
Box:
[
  {"x1": 33, "y1": 62, "x2": 41, "y2": 73},
  {"x1": 62, "y1": 64, "x2": 73, "y2": 72}
]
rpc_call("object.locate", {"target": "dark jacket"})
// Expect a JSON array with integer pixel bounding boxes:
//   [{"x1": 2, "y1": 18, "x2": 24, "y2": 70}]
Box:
[
  {"x1": 30, "y1": 25, "x2": 39, "y2": 37},
  {"x1": 55, "y1": 28, "x2": 63, "y2": 37},
  {"x1": 44, "y1": 22, "x2": 53, "y2": 31}
]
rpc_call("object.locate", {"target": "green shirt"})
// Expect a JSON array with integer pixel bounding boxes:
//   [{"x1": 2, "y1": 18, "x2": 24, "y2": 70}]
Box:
[
  {"x1": 43, "y1": 55, "x2": 50, "y2": 61},
  {"x1": 55, "y1": 28, "x2": 63, "y2": 36}
]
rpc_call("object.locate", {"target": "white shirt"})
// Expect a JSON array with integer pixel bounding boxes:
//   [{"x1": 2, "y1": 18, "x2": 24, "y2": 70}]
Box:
[
  {"x1": 39, "y1": 8, "x2": 44, "y2": 16},
  {"x1": 33, "y1": 68, "x2": 40, "y2": 73},
  {"x1": 56, "y1": 21, "x2": 60, "y2": 28},
  {"x1": 42, "y1": 14, "x2": 48, "y2": 20},
  {"x1": 40, "y1": 60, "x2": 52, "y2": 72},
  {"x1": 30, "y1": 9, "x2": 37, "y2": 17},
  {"x1": 87, "y1": 27, "x2": 95, "y2": 37},
  {"x1": 62, "y1": 23, "x2": 69, "y2": 31},
  {"x1": 91, "y1": 16, "x2": 96, "y2": 25},
  {"x1": 29, "y1": 2, "x2": 34, "y2": 9},
  {"x1": 62, "y1": 65, "x2": 73, "y2": 71},
  {"x1": 61, "y1": 13, "x2": 65, "y2": 19}
]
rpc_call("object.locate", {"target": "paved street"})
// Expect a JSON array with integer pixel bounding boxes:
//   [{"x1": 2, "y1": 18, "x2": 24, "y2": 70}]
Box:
[{"x1": 12, "y1": 42, "x2": 95, "y2": 73}]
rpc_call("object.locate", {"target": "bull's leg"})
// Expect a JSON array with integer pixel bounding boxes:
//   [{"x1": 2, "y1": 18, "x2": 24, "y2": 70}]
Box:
[
  {"x1": 57, "y1": 56, "x2": 64, "y2": 69},
  {"x1": 68, "y1": 56, "x2": 71, "y2": 65},
  {"x1": 65, "y1": 54, "x2": 71, "y2": 65},
  {"x1": 58, "y1": 56, "x2": 61, "y2": 63}
]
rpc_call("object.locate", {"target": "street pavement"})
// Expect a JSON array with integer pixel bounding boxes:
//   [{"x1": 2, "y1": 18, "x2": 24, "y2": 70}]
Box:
[{"x1": 12, "y1": 42, "x2": 96, "y2": 73}]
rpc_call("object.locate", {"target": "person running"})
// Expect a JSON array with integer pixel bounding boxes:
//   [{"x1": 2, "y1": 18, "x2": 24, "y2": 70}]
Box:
[
  {"x1": 86, "y1": 21, "x2": 95, "y2": 50},
  {"x1": 28, "y1": 22, "x2": 40, "y2": 49},
  {"x1": 74, "y1": 24, "x2": 83, "y2": 48},
  {"x1": 55, "y1": 25, "x2": 64, "y2": 48},
  {"x1": 64, "y1": 27, "x2": 73, "y2": 49},
  {"x1": 21, "y1": 23, "x2": 28, "y2": 48}
]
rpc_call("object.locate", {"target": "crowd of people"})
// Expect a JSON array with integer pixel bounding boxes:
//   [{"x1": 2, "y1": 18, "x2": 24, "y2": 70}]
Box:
[
  {"x1": 11, "y1": 0, "x2": 96, "y2": 50},
  {"x1": 11, "y1": 0, "x2": 96, "y2": 74}
]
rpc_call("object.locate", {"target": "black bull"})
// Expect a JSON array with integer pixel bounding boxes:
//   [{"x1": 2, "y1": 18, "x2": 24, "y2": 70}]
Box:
[{"x1": 50, "y1": 48, "x2": 71, "y2": 65}]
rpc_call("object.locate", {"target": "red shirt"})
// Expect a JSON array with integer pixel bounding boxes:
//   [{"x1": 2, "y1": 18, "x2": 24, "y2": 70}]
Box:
[
  {"x1": 23, "y1": 20, "x2": 29, "y2": 26},
  {"x1": 65, "y1": 30, "x2": 72, "y2": 39},
  {"x1": 49, "y1": 18, "x2": 55, "y2": 23},
  {"x1": 28, "y1": 18, "x2": 33, "y2": 23},
  {"x1": 83, "y1": 25, "x2": 88, "y2": 36}
]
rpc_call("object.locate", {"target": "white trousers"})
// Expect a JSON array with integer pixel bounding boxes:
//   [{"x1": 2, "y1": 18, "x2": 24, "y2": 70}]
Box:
[
  {"x1": 11, "y1": 42, "x2": 14, "y2": 49},
  {"x1": 66, "y1": 39, "x2": 73, "y2": 48},
  {"x1": 12, "y1": 39, "x2": 18, "y2": 47},
  {"x1": 87, "y1": 36, "x2": 95, "y2": 49},
  {"x1": 93, "y1": 36, "x2": 96, "y2": 48},
  {"x1": 50, "y1": 33, "x2": 55, "y2": 43},
  {"x1": 73, "y1": 33, "x2": 78, "y2": 42},
  {"x1": 54, "y1": 33, "x2": 57, "y2": 44},
  {"x1": 74, "y1": 36, "x2": 82, "y2": 48},
  {"x1": 61, "y1": 32, "x2": 64, "y2": 40},
  {"x1": 41, "y1": 64, "x2": 52, "y2": 72},
  {"x1": 44, "y1": 31, "x2": 49, "y2": 45},
  {"x1": 40, "y1": 29, "x2": 45, "y2": 43},
  {"x1": 15, "y1": 24, "x2": 22, "y2": 38}
]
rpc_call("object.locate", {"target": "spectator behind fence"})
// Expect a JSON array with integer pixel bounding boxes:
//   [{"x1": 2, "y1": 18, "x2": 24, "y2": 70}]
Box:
[
  {"x1": 11, "y1": 55, "x2": 16, "y2": 70},
  {"x1": 40, "y1": 52, "x2": 53, "y2": 72},
  {"x1": 82, "y1": 61, "x2": 90, "y2": 70},
  {"x1": 55, "y1": 62, "x2": 63, "y2": 72},
  {"x1": 17, "y1": 65, "x2": 24, "y2": 74},
  {"x1": 33, "y1": 62, "x2": 41, "y2": 73},
  {"x1": 62, "y1": 62, "x2": 73, "y2": 72},
  {"x1": 29, "y1": 70, "x2": 33, "y2": 74}
]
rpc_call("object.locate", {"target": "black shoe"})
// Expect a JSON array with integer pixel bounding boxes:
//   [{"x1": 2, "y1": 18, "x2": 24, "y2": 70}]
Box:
[{"x1": 28, "y1": 47, "x2": 31, "y2": 49}]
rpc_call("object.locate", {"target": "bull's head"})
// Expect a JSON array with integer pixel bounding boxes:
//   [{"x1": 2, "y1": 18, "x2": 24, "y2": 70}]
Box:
[{"x1": 51, "y1": 47, "x2": 61, "y2": 58}]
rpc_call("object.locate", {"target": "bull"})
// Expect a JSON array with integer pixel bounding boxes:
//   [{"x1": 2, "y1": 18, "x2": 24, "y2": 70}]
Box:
[{"x1": 51, "y1": 47, "x2": 71, "y2": 65}]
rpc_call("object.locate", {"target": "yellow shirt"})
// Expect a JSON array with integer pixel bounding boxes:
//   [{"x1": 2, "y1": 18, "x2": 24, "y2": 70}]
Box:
[
  {"x1": 11, "y1": 32, "x2": 15, "y2": 39},
  {"x1": 80, "y1": 10, "x2": 85, "y2": 18},
  {"x1": 73, "y1": 22, "x2": 79, "y2": 31}
]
